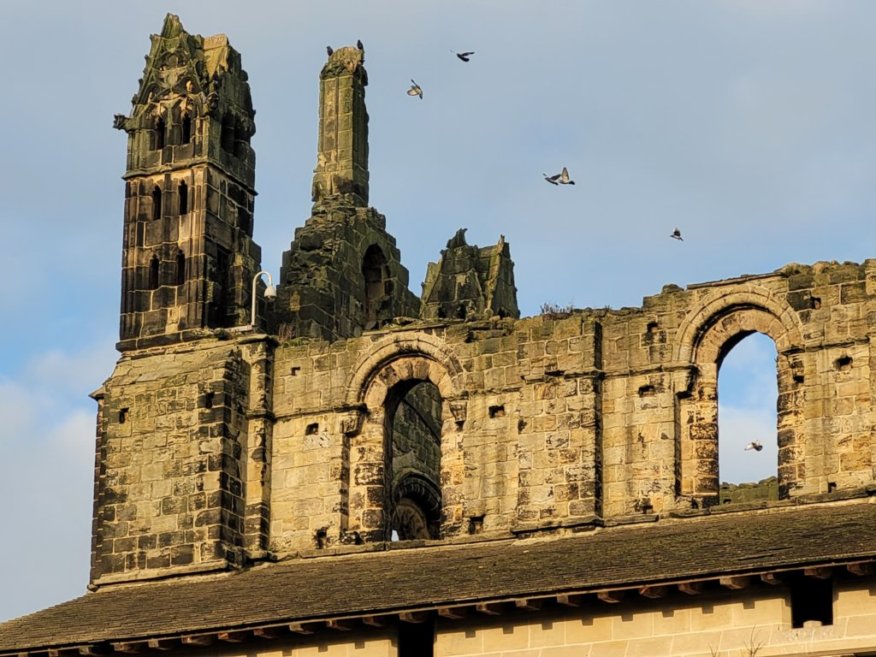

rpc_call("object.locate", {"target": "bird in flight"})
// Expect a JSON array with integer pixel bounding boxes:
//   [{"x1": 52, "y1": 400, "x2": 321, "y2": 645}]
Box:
[
  {"x1": 543, "y1": 167, "x2": 575, "y2": 185},
  {"x1": 744, "y1": 441, "x2": 764, "y2": 452},
  {"x1": 455, "y1": 51, "x2": 475, "y2": 62},
  {"x1": 670, "y1": 228, "x2": 683, "y2": 241},
  {"x1": 407, "y1": 79, "x2": 423, "y2": 99},
  {"x1": 326, "y1": 46, "x2": 333, "y2": 57}
]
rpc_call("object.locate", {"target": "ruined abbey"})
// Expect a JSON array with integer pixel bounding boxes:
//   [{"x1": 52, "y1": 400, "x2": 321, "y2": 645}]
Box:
[{"x1": 4, "y1": 14, "x2": 876, "y2": 657}]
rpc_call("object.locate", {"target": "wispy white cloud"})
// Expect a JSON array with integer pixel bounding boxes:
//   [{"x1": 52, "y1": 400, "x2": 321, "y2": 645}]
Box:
[{"x1": 0, "y1": 340, "x2": 113, "y2": 622}]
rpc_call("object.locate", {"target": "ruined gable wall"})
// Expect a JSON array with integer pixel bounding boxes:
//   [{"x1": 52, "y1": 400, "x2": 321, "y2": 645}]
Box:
[
  {"x1": 268, "y1": 260, "x2": 876, "y2": 553},
  {"x1": 92, "y1": 259, "x2": 876, "y2": 578}
]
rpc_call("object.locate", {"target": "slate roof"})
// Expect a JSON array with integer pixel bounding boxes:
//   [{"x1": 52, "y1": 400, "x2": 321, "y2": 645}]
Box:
[{"x1": 2, "y1": 500, "x2": 876, "y2": 653}]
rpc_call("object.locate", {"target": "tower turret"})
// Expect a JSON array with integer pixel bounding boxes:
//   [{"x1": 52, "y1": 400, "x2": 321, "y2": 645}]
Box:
[
  {"x1": 114, "y1": 14, "x2": 262, "y2": 350},
  {"x1": 311, "y1": 45, "x2": 370, "y2": 207},
  {"x1": 278, "y1": 44, "x2": 419, "y2": 340}
]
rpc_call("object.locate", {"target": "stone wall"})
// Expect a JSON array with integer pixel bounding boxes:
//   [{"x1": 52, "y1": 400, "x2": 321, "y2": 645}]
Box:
[
  {"x1": 91, "y1": 342, "x2": 255, "y2": 583},
  {"x1": 93, "y1": 259, "x2": 876, "y2": 579},
  {"x1": 435, "y1": 581, "x2": 876, "y2": 657}
]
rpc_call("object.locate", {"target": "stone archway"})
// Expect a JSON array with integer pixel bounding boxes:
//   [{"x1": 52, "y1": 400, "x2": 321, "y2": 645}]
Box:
[
  {"x1": 674, "y1": 290, "x2": 804, "y2": 506},
  {"x1": 343, "y1": 338, "x2": 466, "y2": 542}
]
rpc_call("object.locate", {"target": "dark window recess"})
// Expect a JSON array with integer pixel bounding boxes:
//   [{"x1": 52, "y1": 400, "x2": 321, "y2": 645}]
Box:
[
  {"x1": 306, "y1": 423, "x2": 319, "y2": 435},
  {"x1": 155, "y1": 118, "x2": 165, "y2": 150},
  {"x1": 181, "y1": 114, "x2": 192, "y2": 144},
  {"x1": 178, "y1": 181, "x2": 188, "y2": 215},
  {"x1": 398, "y1": 618, "x2": 434, "y2": 657},
  {"x1": 791, "y1": 576, "x2": 833, "y2": 628},
  {"x1": 148, "y1": 256, "x2": 160, "y2": 290},
  {"x1": 152, "y1": 187, "x2": 162, "y2": 220},
  {"x1": 204, "y1": 391, "x2": 215, "y2": 409},
  {"x1": 118, "y1": 408, "x2": 129, "y2": 424},
  {"x1": 176, "y1": 251, "x2": 186, "y2": 285},
  {"x1": 135, "y1": 222, "x2": 145, "y2": 247}
]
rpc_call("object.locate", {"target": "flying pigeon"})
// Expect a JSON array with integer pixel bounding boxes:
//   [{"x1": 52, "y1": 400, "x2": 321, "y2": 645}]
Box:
[
  {"x1": 455, "y1": 51, "x2": 475, "y2": 62},
  {"x1": 326, "y1": 46, "x2": 333, "y2": 57},
  {"x1": 744, "y1": 441, "x2": 763, "y2": 452},
  {"x1": 543, "y1": 167, "x2": 575, "y2": 186},
  {"x1": 407, "y1": 79, "x2": 423, "y2": 99},
  {"x1": 670, "y1": 228, "x2": 683, "y2": 241}
]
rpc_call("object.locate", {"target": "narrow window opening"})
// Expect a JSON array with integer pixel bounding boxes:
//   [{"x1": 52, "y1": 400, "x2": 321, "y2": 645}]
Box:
[
  {"x1": 181, "y1": 114, "x2": 192, "y2": 144},
  {"x1": 204, "y1": 392, "x2": 215, "y2": 409},
  {"x1": 151, "y1": 186, "x2": 162, "y2": 220},
  {"x1": 175, "y1": 250, "x2": 185, "y2": 286},
  {"x1": 155, "y1": 118, "x2": 165, "y2": 150},
  {"x1": 135, "y1": 222, "x2": 145, "y2": 247},
  {"x1": 147, "y1": 256, "x2": 160, "y2": 290},
  {"x1": 118, "y1": 408, "x2": 129, "y2": 424},
  {"x1": 178, "y1": 181, "x2": 188, "y2": 215},
  {"x1": 791, "y1": 576, "x2": 833, "y2": 628},
  {"x1": 398, "y1": 618, "x2": 434, "y2": 657},
  {"x1": 717, "y1": 332, "x2": 778, "y2": 504},
  {"x1": 306, "y1": 423, "x2": 319, "y2": 435}
]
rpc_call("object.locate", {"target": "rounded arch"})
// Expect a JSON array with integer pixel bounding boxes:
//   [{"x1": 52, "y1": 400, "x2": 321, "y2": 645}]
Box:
[
  {"x1": 673, "y1": 286, "x2": 805, "y2": 506},
  {"x1": 675, "y1": 285, "x2": 803, "y2": 363},
  {"x1": 343, "y1": 334, "x2": 466, "y2": 542},
  {"x1": 345, "y1": 333, "x2": 465, "y2": 407}
]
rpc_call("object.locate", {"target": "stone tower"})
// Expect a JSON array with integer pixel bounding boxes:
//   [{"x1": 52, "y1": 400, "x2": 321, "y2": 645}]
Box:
[
  {"x1": 277, "y1": 45, "x2": 419, "y2": 340},
  {"x1": 114, "y1": 14, "x2": 262, "y2": 350}
]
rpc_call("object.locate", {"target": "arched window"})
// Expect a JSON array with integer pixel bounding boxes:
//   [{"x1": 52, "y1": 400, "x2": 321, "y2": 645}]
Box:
[
  {"x1": 362, "y1": 245, "x2": 390, "y2": 330},
  {"x1": 154, "y1": 118, "x2": 165, "y2": 150},
  {"x1": 717, "y1": 332, "x2": 779, "y2": 503},
  {"x1": 148, "y1": 255, "x2": 160, "y2": 290},
  {"x1": 387, "y1": 380, "x2": 442, "y2": 541},
  {"x1": 181, "y1": 114, "x2": 192, "y2": 144},
  {"x1": 175, "y1": 250, "x2": 186, "y2": 286},
  {"x1": 178, "y1": 181, "x2": 188, "y2": 215},
  {"x1": 151, "y1": 186, "x2": 162, "y2": 220}
]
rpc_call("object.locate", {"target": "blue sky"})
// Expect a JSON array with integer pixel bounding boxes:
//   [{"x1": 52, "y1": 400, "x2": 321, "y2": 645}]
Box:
[{"x1": 2, "y1": 0, "x2": 875, "y2": 621}]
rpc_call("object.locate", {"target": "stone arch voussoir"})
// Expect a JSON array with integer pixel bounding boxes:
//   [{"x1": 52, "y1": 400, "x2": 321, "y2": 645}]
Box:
[
  {"x1": 675, "y1": 285, "x2": 803, "y2": 365},
  {"x1": 346, "y1": 333, "x2": 465, "y2": 407}
]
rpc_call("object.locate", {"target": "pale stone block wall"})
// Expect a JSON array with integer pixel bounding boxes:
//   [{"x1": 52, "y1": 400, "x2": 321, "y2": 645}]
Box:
[{"x1": 435, "y1": 582, "x2": 876, "y2": 657}]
